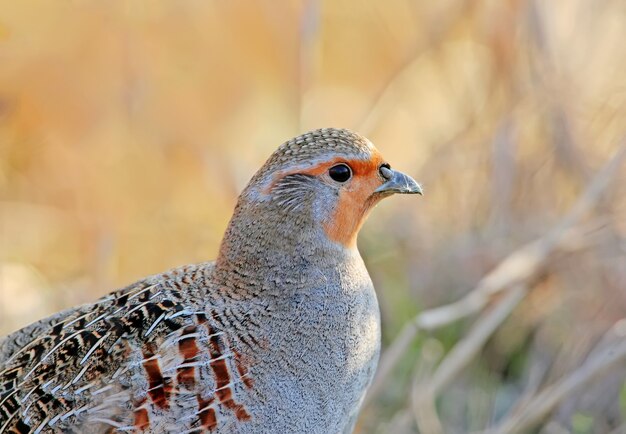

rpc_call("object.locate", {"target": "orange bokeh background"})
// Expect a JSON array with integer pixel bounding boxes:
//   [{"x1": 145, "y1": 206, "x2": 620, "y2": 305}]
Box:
[{"x1": 1, "y1": 1, "x2": 625, "y2": 432}]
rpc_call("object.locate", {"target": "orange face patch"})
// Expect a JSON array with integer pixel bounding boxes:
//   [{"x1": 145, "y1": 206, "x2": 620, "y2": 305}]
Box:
[
  {"x1": 267, "y1": 149, "x2": 387, "y2": 248},
  {"x1": 322, "y1": 152, "x2": 385, "y2": 247}
]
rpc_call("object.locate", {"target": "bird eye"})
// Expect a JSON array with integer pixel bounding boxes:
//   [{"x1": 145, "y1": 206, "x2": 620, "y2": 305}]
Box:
[{"x1": 328, "y1": 164, "x2": 352, "y2": 183}]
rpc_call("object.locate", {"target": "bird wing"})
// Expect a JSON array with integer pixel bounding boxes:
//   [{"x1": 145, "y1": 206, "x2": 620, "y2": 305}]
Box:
[{"x1": 0, "y1": 262, "x2": 255, "y2": 433}]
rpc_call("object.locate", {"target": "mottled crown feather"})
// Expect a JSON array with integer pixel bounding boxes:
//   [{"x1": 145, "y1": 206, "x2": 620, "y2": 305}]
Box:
[{"x1": 253, "y1": 128, "x2": 375, "y2": 180}]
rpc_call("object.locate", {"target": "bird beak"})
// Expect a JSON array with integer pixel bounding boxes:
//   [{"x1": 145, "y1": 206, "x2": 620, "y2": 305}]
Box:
[{"x1": 375, "y1": 167, "x2": 423, "y2": 195}]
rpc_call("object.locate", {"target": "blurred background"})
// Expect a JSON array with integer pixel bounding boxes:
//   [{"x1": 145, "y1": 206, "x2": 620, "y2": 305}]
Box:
[{"x1": 1, "y1": 1, "x2": 625, "y2": 432}]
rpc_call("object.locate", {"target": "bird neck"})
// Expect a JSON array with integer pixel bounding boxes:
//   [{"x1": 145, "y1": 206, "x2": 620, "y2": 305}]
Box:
[{"x1": 214, "y1": 197, "x2": 354, "y2": 292}]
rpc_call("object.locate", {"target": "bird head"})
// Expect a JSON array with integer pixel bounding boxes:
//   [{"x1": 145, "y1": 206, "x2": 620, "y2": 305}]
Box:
[{"x1": 217, "y1": 128, "x2": 421, "y2": 274}]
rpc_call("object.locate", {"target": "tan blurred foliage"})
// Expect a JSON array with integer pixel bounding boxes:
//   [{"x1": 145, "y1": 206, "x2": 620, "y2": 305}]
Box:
[{"x1": 0, "y1": 0, "x2": 625, "y2": 432}]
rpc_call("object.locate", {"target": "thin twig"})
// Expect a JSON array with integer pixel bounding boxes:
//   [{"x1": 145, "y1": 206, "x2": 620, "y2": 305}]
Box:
[
  {"x1": 488, "y1": 323, "x2": 626, "y2": 434},
  {"x1": 364, "y1": 142, "x2": 626, "y2": 408},
  {"x1": 433, "y1": 285, "x2": 526, "y2": 395},
  {"x1": 412, "y1": 388, "x2": 442, "y2": 434},
  {"x1": 411, "y1": 285, "x2": 527, "y2": 434},
  {"x1": 365, "y1": 224, "x2": 596, "y2": 407},
  {"x1": 409, "y1": 339, "x2": 446, "y2": 434},
  {"x1": 422, "y1": 141, "x2": 626, "y2": 329}
]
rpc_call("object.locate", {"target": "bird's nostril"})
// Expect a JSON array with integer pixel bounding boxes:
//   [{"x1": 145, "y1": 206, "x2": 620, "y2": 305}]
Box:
[{"x1": 379, "y1": 164, "x2": 392, "y2": 180}]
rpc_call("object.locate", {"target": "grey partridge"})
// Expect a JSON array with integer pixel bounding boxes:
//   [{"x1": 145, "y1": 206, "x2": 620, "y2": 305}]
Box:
[{"x1": 0, "y1": 128, "x2": 422, "y2": 433}]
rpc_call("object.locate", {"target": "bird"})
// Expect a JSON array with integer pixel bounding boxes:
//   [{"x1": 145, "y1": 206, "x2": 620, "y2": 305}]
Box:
[{"x1": 0, "y1": 128, "x2": 422, "y2": 434}]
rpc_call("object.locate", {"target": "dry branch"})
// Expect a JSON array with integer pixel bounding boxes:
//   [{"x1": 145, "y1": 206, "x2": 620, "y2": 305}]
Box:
[
  {"x1": 364, "y1": 142, "x2": 626, "y2": 408},
  {"x1": 409, "y1": 339, "x2": 446, "y2": 434},
  {"x1": 488, "y1": 322, "x2": 626, "y2": 434},
  {"x1": 411, "y1": 286, "x2": 526, "y2": 434},
  {"x1": 430, "y1": 285, "x2": 526, "y2": 396}
]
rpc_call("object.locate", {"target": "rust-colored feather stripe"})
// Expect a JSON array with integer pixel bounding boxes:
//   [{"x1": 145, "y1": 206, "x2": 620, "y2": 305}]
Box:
[{"x1": 0, "y1": 264, "x2": 256, "y2": 433}]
